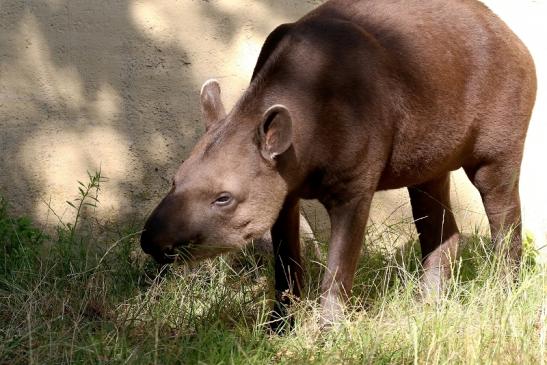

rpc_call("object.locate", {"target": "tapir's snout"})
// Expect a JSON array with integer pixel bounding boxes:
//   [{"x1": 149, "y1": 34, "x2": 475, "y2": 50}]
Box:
[
  {"x1": 140, "y1": 229, "x2": 153, "y2": 254},
  {"x1": 140, "y1": 193, "x2": 187, "y2": 264},
  {"x1": 140, "y1": 227, "x2": 177, "y2": 264}
]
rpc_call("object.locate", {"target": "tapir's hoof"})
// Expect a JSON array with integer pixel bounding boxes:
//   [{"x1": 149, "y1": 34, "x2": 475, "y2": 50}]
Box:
[
  {"x1": 318, "y1": 294, "x2": 346, "y2": 331},
  {"x1": 417, "y1": 266, "x2": 450, "y2": 302},
  {"x1": 268, "y1": 315, "x2": 294, "y2": 335},
  {"x1": 318, "y1": 314, "x2": 345, "y2": 332},
  {"x1": 267, "y1": 301, "x2": 294, "y2": 335}
]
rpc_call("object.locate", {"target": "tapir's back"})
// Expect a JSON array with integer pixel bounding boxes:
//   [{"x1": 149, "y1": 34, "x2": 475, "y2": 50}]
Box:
[{"x1": 292, "y1": 0, "x2": 536, "y2": 188}]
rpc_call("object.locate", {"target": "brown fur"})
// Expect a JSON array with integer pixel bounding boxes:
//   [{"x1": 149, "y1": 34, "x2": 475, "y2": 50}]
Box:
[{"x1": 141, "y1": 0, "x2": 536, "y2": 327}]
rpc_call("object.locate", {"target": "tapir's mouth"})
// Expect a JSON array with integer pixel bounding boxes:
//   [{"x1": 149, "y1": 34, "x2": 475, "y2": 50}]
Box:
[
  {"x1": 175, "y1": 240, "x2": 237, "y2": 262},
  {"x1": 148, "y1": 245, "x2": 182, "y2": 264},
  {"x1": 149, "y1": 247, "x2": 192, "y2": 264},
  {"x1": 151, "y1": 240, "x2": 208, "y2": 264},
  {"x1": 147, "y1": 238, "x2": 241, "y2": 265},
  {"x1": 148, "y1": 241, "x2": 194, "y2": 264},
  {"x1": 152, "y1": 251, "x2": 176, "y2": 264}
]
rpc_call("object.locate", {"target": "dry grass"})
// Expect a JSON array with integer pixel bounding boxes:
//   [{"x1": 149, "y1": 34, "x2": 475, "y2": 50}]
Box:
[{"x1": 0, "y1": 178, "x2": 545, "y2": 364}]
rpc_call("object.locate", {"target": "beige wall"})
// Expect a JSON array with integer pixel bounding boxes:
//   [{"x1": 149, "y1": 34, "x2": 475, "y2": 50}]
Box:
[{"x1": 1, "y1": 0, "x2": 545, "y2": 258}]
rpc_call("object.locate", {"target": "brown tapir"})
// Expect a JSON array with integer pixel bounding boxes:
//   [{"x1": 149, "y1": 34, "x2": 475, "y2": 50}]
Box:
[{"x1": 140, "y1": 0, "x2": 536, "y2": 327}]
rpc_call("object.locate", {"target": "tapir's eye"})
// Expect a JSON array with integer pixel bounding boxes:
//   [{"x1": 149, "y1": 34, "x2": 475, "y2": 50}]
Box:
[{"x1": 213, "y1": 193, "x2": 233, "y2": 207}]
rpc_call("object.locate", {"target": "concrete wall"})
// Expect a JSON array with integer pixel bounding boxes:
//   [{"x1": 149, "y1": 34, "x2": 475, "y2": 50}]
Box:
[{"x1": 1, "y1": 0, "x2": 546, "y2": 257}]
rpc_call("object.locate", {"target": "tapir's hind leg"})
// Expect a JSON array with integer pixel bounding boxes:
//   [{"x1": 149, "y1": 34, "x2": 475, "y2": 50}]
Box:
[
  {"x1": 464, "y1": 161, "x2": 522, "y2": 266},
  {"x1": 408, "y1": 173, "x2": 460, "y2": 296}
]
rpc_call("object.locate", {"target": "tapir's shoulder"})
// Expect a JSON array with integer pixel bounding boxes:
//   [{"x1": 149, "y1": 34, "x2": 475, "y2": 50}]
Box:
[{"x1": 251, "y1": 23, "x2": 294, "y2": 81}]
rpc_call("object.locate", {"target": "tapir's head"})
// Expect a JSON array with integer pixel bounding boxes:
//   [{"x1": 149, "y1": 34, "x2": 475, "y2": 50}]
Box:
[{"x1": 140, "y1": 80, "x2": 294, "y2": 263}]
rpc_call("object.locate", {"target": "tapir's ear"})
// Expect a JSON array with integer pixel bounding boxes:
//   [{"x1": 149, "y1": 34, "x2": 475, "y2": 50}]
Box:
[
  {"x1": 258, "y1": 105, "x2": 293, "y2": 162},
  {"x1": 200, "y1": 79, "x2": 226, "y2": 131}
]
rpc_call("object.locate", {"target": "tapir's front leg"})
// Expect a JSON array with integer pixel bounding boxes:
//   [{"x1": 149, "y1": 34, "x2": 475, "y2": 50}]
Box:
[
  {"x1": 321, "y1": 195, "x2": 371, "y2": 327},
  {"x1": 270, "y1": 197, "x2": 302, "y2": 332}
]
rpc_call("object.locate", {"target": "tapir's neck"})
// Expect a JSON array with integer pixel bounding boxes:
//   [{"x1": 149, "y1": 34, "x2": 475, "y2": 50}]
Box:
[
  {"x1": 254, "y1": 83, "x2": 331, "y2": 198},
  {"x1": 231, "y1": 31, "x2": 399, "y2": 200},
  {"x1": 228, "y1": 80, "x2": 316, "y2": 198}
]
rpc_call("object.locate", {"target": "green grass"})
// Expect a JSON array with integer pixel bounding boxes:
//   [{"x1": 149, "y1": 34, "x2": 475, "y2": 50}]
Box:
[{"x1": 0, "y1": 176, "x2": 545, "y2": 364}]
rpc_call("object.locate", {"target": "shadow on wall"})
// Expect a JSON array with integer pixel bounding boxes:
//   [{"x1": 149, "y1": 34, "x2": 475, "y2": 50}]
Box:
[{"x1": 0, "y1": 0, "x2": 323, "y2": 225}]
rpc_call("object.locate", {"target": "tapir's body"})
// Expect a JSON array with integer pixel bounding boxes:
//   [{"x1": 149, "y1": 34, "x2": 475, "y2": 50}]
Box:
[
  {"x1": 141, "y1": 0, "x2": 536, "y2": 327},
  {"x1": 252, "y1": 0, "x2": 535, "y2": 194}
]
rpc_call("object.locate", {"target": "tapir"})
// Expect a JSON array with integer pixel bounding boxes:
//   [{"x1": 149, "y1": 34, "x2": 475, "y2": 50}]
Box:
[{"x1": 140, "y1": 0, "x2": 536, "y2": 327}]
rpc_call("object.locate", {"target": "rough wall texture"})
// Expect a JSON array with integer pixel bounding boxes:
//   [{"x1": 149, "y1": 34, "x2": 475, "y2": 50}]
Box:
[{"x1": 1, "y1": 0, "x2": 546, "y2": 256}]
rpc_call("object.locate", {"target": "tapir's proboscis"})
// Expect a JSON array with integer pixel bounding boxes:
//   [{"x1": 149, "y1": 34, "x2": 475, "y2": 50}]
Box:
[{"x1": 140, "y1": 0, "x2": 536, "y2": 329}]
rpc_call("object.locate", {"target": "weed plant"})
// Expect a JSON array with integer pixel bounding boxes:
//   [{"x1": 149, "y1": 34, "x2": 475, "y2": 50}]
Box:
[{"x1": 0, "y1": 173, "x2": 545, "y2": 364}]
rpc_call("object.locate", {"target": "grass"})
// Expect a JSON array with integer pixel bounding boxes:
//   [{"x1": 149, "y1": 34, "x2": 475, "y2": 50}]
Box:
[{"x1": 0, "y1": 174, "x2": 545, "y2": 364}]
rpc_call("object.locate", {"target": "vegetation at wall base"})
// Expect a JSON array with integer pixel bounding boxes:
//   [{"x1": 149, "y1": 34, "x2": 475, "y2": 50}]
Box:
[{"x1": 0, "y1": 175, "x2": 545, "y2": 364}]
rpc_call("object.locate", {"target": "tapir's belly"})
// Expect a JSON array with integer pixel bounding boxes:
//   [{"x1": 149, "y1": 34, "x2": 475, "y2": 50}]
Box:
[
  {"x1": 378, "y1": 158, "x2": 463, "y2": 191},
  {"x1": 376, "y1": 118, "x2": 475, "y2": 190}
]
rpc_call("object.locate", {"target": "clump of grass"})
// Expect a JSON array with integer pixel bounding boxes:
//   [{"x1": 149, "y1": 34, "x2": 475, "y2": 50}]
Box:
[{"x1": 0, "y1": 172, "x2": 545, "y2": 364}]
